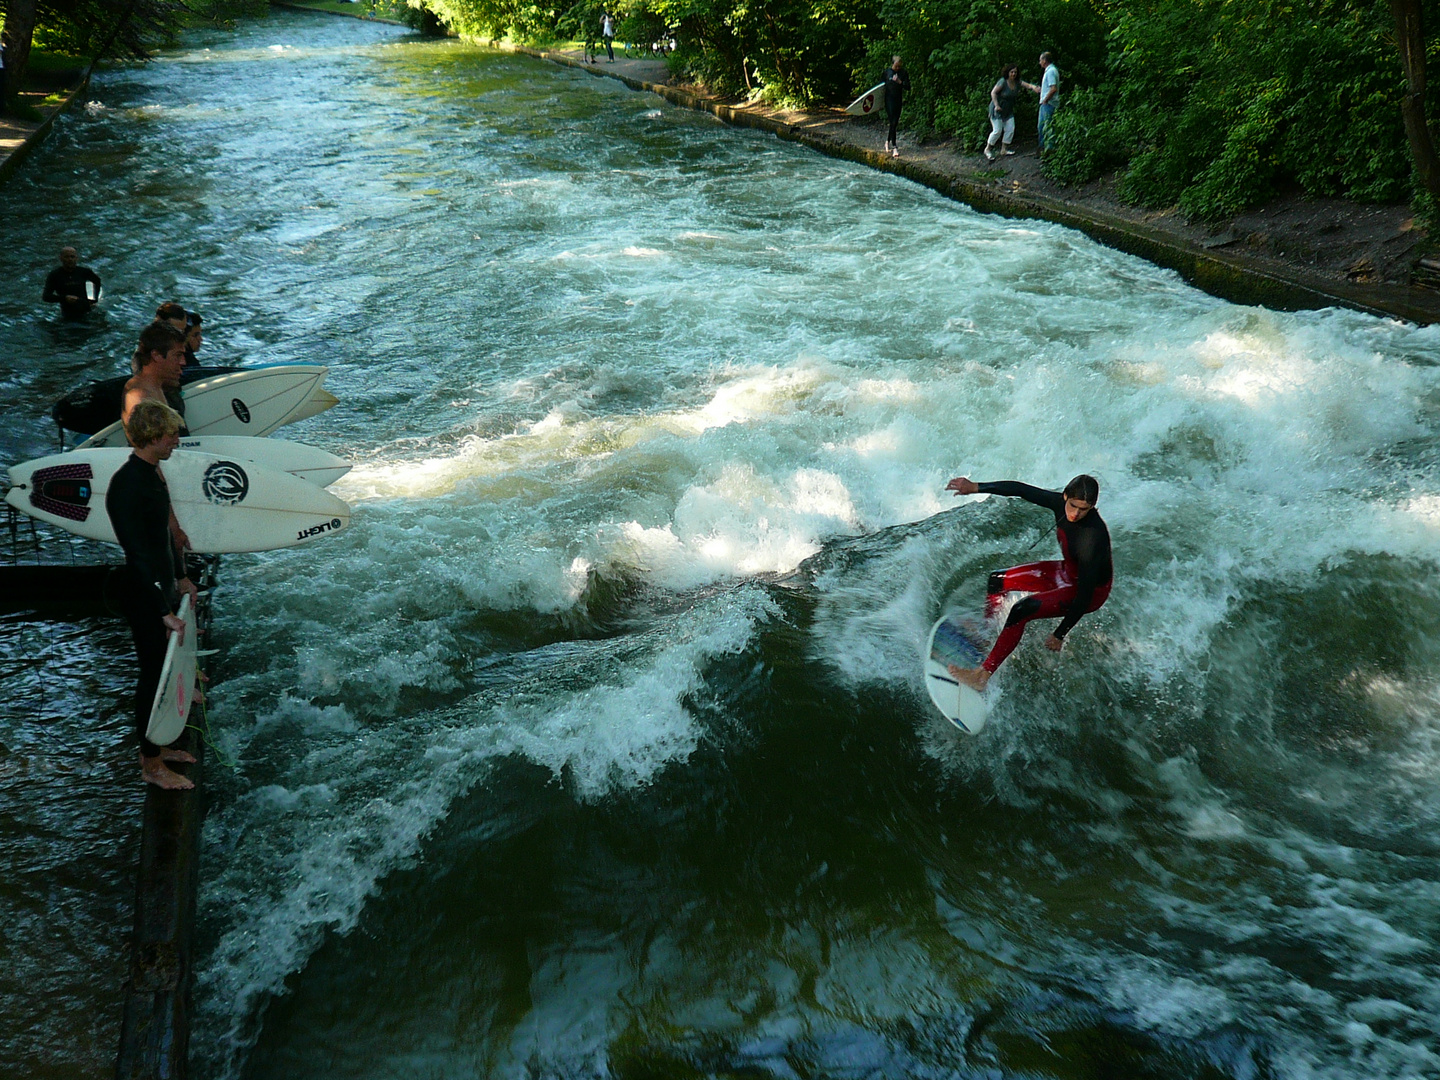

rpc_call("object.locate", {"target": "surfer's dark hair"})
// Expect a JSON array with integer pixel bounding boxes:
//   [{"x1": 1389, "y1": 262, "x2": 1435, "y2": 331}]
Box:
[
  {"x1": 134, "y1": 322, "x2": 185, "y2": 370},
  {"x1": 154, "y1": 301, "x2": 187, "y2": 324},
  {"x1": 1064, "y1": 474, "x2": 1099, "y2": 504},
  {"x1": 125, "y1": 399, "x2": 182, "y2": 447}
]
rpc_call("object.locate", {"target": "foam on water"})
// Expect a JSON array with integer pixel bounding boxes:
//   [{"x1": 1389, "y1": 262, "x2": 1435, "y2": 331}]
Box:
[{"x1": 7, "y1": 15, "x2": 1440, "y2": 1078}]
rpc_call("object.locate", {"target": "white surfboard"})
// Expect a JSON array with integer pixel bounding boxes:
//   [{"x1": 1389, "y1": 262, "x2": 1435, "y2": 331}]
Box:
[
  {"x1": 6, "y1": 448, "x2": 352, "y2": 554},
  {"x1": 924, "y1": 613, "x2": 990, "y2": 734},
  {"x1": 845, "y1": 83, "x2": 887, "y2": 116},
  {"x1": 75, "y1": 365, "x2": 330, "y2": 449},
  {"x1": 146, "y1": 593, "x2": 197, "y2": 747},
  {"x1": 173, "y1": 436, "x2": 350, "y2": 488}
]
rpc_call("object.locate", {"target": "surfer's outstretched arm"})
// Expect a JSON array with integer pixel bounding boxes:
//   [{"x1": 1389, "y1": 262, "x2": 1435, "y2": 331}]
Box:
[{"x1": 948, "y1": 476, "x2": 1064, "y2": 513}]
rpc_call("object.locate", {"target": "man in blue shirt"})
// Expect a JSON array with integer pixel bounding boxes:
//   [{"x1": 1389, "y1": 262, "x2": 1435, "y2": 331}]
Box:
[{"x1": 1036, "y1": 52, "x2": 1060, "y2": 157}]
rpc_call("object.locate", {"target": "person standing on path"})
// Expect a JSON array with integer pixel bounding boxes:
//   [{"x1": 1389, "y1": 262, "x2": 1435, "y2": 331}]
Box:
[
  {"x1": 43, "y1": 246, "x2": 103, "y2": 319},
  {"x1": 601, "y1": 11, "x2": 616, "y2": 62},
  {"x1": 1035, "y1": 52, "x2": 1060, "y2": 156},
  {"x1": 106, "y1": 398, "x2": 199, "y2": 790},
  {"x1": 882, "y1": 56, "x2": 909, "y2": 158},
  {"x1": 984, "y1": 64, "x2": 1024, "y2": 160},
  {"x1": 941, "y1": 474, "x2": 1112, "y2": 690}
]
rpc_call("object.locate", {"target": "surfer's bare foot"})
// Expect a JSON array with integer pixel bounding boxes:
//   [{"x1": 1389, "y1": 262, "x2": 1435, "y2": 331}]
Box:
[
  {"x1": 140, "y1": 756, "x2": 194, "y2": 790},
  {"x1": 160, "y1": 748, "x2": 196, "y2": 764},
  {"x1": 947, "y1": 665, "x2": 990, "y2": 692}
]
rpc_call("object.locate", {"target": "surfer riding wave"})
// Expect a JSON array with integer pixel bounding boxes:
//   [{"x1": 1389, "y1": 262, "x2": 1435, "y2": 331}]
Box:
[{"x1": 944, "y1": 474, "x2": 1112, "y2": 691}]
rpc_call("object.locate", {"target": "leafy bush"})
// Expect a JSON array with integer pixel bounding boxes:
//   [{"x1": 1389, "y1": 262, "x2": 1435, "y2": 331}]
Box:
[{"x1": 404, "y1": 0, "x2": 1427, "y2": 218}]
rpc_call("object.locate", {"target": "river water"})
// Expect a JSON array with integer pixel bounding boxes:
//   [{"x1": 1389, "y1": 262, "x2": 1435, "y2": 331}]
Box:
[{"x1": 3, "y1": 11, "x2": 1440, "y2": 1079}]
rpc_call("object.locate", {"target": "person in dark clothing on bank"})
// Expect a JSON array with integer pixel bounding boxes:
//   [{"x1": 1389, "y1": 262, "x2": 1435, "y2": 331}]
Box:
[
  {"x1": 107, "y1": 399, "x2": 199, "y2": 790},
  {"x1": 882, "y1": 56, "x2": 909, "y2": 158},
  {"x1": 942, "y1": 473, "x2": 1113, "y2": 690},
  {"x1": 42, "y1": 247, "x2": 103, "y2": 319}
]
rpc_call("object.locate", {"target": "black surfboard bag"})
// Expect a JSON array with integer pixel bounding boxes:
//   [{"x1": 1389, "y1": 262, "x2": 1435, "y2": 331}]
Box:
[{"x1": 51, "y1": 366, "x2": 242, "y2": 435}]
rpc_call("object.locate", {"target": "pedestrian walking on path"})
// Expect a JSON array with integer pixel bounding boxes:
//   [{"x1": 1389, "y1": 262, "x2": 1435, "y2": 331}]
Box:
[
  {"x1": 601, "y1": 11, "x2": 616, "y2": 62},
  {"x1": 984, "y1": 64, "x2": 1025, "y2": 160}
]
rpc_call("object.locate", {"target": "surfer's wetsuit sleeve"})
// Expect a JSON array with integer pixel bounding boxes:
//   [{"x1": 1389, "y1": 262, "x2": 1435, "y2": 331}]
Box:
[
  {"x1": 106, "y1": 457, "x2": 178, "y2": 619},
  {"x1": 975, "y1": 480, "x2": 1064, "y2": 514}
]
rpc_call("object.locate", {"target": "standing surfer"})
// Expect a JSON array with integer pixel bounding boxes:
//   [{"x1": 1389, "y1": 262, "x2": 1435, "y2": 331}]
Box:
[
  {"x1": 123, "y1": 322, "x2": 193, "y2": 553},
  {"x1": 881, "y1": 56, "x2": 909, "y2": 158},
  {"x1": 943, "y1": 474, "x2": 1112, "y2": 690},
  {"x1": 106, "y1": 399, "x2": 199, "y2": 790}
]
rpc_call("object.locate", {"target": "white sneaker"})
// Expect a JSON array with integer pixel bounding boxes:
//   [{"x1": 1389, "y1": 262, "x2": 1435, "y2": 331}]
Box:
[
  {"x1": 1002, "y1": 146, "x2": 1015, "y2": 155},
  {"x1": 983, "y1": 145, "x2": 994, "y2": 161}
]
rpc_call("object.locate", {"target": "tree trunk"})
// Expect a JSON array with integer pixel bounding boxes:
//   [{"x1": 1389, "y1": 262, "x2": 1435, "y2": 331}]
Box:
[
  {"x1": 1391, "y1": 0, "x2": 1440, "y2": 198},
  {"x1": 1, "y1": 0, "x2": 39, "y2": 113}
]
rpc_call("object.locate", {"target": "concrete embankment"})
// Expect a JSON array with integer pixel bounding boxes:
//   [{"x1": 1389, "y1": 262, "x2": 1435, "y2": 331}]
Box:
[{"x1": 0, "y1": 78, "x2": 90, "y2": 185}]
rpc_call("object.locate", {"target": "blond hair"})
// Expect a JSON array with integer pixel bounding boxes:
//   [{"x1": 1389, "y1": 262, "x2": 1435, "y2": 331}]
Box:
[{"x1": 125, "y1": 399, "x2": 183, "y2": 448}]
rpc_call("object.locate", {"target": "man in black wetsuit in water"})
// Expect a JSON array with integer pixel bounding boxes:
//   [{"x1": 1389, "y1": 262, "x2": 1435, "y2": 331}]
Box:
[
  {"x1": 106, "y1": 399, "x2": 199, "y2": 790},
  {"x1": 943, "y1": 473, "x2": 1113, "y2": 691},
  {"x1": 42, "y1": 246, "x2": 102, "y2": 319}
]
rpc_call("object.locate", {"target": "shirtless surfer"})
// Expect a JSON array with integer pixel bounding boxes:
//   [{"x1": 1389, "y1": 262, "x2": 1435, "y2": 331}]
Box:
[
  {"x1": 123, "y1": 322, "x2": 192, "y2": 552},
  {"x1": 124, "y1": 322, "x2": 188, "y2": 423},
  {"x1": 943, "y1": 474, "x2": 1112, "y2": 690}
]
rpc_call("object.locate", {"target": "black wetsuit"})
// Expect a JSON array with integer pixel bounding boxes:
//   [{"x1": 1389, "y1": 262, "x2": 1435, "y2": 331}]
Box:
[
  {"x1": 43, "y1": 265, "x2": 103, "y2": 319},
  {"x1": 106, "y1": 455, "x2": 180, "y2": 756},
  {"x1": 882, "y1": 66, "x2": 910, "y2": 146},
  {"x1": 977, "y1": 481, "x2": 1113, "y2": 671}
]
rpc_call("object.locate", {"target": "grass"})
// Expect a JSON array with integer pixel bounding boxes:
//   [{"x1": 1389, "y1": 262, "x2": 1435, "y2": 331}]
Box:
[{"x1": 24, "y1": 49, "x2": 87, "y2": 75}]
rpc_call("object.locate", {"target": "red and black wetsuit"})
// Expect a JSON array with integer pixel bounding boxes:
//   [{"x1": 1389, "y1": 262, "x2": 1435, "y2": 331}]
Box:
[{"x1": 976, "y1": 481, "x2": 1112, "y2": 673}]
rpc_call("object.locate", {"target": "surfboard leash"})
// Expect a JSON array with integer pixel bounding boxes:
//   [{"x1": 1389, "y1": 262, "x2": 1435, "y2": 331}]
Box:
[{"x1": 186, "y1": 667, "x2": 234, "y2": 770}]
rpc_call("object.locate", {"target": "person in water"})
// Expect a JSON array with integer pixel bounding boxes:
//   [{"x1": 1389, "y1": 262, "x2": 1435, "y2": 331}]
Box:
[
  {"x1": 106, "y1": 399, "x2": 199, "y2": 790},
  {"x1": 43, "y1": 246, "x2": 103, "y2": 319},
  {"x1": 943, "y1": 473, "x2": 1112, "y2": 690}
]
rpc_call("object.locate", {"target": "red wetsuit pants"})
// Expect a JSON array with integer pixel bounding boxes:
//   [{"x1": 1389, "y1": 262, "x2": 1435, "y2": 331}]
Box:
[{"x1": 981, "y1": 560, "x2": 1111, "y2": 673}]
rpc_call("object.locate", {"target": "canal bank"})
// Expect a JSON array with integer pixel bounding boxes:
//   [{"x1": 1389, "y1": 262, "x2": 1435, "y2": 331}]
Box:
[
  {"x1": 503, "y1": 41, "x2": 1440, "y2": 325},
  {"x1": 0, "y1": 77, "x2": 90, "y2": 185}
]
